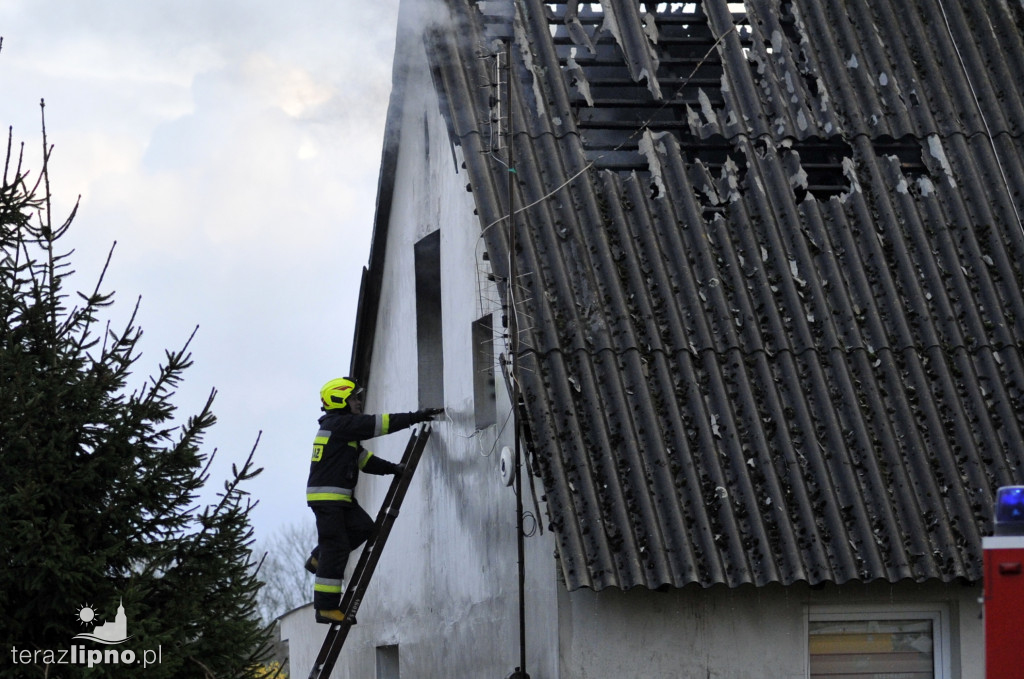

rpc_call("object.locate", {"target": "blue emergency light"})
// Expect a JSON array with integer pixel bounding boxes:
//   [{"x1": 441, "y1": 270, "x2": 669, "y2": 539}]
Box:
[{"x1": 994, "y1": 486, "x2": 1024, "y2": 535}]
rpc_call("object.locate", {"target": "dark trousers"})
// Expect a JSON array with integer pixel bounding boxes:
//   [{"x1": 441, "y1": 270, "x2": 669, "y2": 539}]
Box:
[{"x1": 310, "y1": 502, "x2": 376, "y2": 609}]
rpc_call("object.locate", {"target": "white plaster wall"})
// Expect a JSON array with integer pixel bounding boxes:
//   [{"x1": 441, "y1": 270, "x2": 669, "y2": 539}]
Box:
[
  {"x1": 559, "y1": 580, "x2": 983, "y2": 678},
  {"x1": 296, "y1": 27, "x2": 559, "y2": 679},
  {"x1": 285, "y1": 578, "x2": 983, "y2": 679},
  {"x1": 279, "y1": 603, "x2": 318, "y2": 678}
]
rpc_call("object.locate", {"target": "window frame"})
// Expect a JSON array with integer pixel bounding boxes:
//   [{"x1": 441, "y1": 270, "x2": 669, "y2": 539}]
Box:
[{"x1": 806, "y1": 602, "x2": 952, "y2": 679}]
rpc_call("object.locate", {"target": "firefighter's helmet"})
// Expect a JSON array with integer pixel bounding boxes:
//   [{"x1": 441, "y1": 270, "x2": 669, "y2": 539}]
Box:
[{"x1": 320, "y1": 377, "x2": 359, "y2": 410}]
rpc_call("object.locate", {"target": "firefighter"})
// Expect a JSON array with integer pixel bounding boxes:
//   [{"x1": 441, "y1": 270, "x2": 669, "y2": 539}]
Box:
[{"x1": 305, "y1": 377, "x2": 442, "y2": 623}]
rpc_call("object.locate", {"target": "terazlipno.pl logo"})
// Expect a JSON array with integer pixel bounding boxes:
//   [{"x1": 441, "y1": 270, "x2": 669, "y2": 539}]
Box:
[
  {"x1": 9, "y1": 598, "x2": 162, "y2": 669},
  {"x1": 73, "y1": 599, "x2": 131, "y2": 644}
]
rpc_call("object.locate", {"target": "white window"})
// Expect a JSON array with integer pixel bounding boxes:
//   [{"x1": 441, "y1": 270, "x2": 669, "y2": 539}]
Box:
[{"x1": 808, "y1": 604, "x2": 950, "y2": 679}]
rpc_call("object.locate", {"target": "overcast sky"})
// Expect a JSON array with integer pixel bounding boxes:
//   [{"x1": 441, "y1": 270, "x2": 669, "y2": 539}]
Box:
[{"x1": 0, "y1": 1, "x2": 400, "y2": 546}]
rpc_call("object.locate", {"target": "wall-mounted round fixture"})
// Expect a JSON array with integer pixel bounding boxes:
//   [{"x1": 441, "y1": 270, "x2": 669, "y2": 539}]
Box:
[{"x1": 500, "y1": 446, "x2": 515, "y2": 486}]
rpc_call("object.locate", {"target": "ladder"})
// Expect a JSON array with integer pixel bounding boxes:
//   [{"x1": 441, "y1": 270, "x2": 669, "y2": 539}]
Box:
[{"x1": 306, "y1": 425, "x2": 432, "y2": 679}]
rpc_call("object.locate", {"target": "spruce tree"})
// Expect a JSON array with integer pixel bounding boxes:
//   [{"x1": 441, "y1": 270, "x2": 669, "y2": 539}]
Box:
[{"x1": 0, "y1": 116, "x2": 273, "y2": 677}]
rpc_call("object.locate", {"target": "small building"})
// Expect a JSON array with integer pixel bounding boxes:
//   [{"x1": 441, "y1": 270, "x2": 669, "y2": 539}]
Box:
[
  {"x1": 279, "y1": 603, "x2": 318, "y2": 678},
  {"x1": 286, "y1": 1, "x2": 1024, "y2": 677}
]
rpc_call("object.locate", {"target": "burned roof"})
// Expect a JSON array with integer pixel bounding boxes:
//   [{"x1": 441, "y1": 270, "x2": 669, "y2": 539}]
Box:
[{"x1": 424, "y1": 0, "x2": 1024, "y2": 590}]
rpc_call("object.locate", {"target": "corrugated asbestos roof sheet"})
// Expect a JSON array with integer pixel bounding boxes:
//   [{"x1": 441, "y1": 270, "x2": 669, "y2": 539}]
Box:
[{"x1": 423, "y1": 0, "x2": 1024, "y2": 591}]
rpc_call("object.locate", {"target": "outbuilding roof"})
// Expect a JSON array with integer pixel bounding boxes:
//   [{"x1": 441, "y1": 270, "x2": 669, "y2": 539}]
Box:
[{"x1": 421, "y1": 0, "x2": 1024, "y2": 591}]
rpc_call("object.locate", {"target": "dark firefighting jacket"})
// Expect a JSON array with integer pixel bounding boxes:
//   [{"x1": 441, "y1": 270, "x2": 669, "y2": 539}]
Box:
[{"x1": 306, "y1": 410, "x2": 419, "y2": 506}]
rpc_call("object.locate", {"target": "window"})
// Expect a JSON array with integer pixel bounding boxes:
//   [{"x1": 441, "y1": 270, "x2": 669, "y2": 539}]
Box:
[
  {"x1": 376, "y1": 644, "x2": 399, "y2": 679},
  {"x1": 414, "y1": 231, "x2": 444, "y2": 409},
  {"x1": 808, "y1": 605, "x2": 950, "y2": 679},
  {"x1": 472, "y1": 314, "x2": 497, "y2": 429}
]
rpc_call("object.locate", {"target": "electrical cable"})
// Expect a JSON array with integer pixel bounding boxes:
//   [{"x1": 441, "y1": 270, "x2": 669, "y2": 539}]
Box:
[{"x1": 934, "y1": 0, "x2": 1024, "y2": 241}]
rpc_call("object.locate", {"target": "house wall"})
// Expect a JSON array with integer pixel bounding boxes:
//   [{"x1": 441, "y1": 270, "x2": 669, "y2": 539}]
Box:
[
  {"x1": 284, "y1": 577, "x2": 983, "y2": 679},
  {"x1": 284, "y1": 28, "x2": 560, "y2": 679},
  {"x1": 279, "y1": 603, "x2": 316, "y2": 678},
  {"x1": 558, "y1": 580, "x2": 983, "y2": 678}
]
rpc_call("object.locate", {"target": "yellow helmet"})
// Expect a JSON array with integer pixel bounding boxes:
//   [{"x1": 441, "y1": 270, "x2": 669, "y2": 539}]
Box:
[{"x1": 320, "y1": 377, "x2": 359, "y2": 410}]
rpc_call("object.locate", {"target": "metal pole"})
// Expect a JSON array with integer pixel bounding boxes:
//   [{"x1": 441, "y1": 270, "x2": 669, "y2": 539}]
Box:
[{"x1": 505, "y1": 38, "x2": 529, "y2": 679}]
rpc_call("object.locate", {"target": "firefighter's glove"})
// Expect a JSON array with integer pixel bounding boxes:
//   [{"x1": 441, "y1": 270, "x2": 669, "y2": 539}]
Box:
[
  {"x1": 414, "y1": 407, "x2": 445, "y2": 423},
  {"x1": 391, "y1": 462, "x2": 407, "y2": 476}
]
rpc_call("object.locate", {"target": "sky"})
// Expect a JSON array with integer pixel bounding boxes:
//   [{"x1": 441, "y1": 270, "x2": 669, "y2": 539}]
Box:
[{"x1": 0, "y1": 0, "x2": 400, "y2": 547}]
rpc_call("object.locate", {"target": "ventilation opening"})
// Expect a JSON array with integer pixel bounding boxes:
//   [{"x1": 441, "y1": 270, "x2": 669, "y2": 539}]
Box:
[
  {"x1": 376, "y1": 644, "x2": 400, "y2": 679},
  {"x1": 415, "y1": 230, "x2": 444, "y2": 409},
  {"x1": 423, "y1": 112, "x2": 430, "y2": 160},
  {"x1": 472, "y1": 314, "x2": 497, "y2": 429}
]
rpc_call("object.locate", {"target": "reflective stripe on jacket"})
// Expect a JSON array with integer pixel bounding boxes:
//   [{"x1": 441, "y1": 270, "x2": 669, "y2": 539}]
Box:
[{"x1": 305, "y1": 409, "x2": 418, "y2": 506}]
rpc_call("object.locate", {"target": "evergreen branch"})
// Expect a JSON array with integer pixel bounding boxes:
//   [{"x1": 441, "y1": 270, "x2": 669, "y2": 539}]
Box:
[
  {"x1": 200, "y1": 432, "x2": 264, "y2": 535},
  {"x1": 38, "y1": 100, "x2": 52, "y2": 242},
  {"x1": 58, "y1": 240, "x2": 117, "y2": 351},
  {"x1": 36, "y1": 102, "x2": 62, "y2": 338},
  {"x1": 136, "y1": 325, "x2": 199, "y2": 412}
]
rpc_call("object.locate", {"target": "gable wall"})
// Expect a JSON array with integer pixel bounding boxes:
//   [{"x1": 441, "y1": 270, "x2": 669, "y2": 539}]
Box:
[{"x1": 324, "y1": 29, "x2": 559, "y2": 679}]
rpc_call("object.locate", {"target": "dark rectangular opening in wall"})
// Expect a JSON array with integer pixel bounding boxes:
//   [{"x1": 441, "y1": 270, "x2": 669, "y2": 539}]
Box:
[
  {"x1": 415, "y1": 230, "x2": 444, "y2": 409},
  {"x1": 376, "y1": 644, "x2": 399, "y2": 679},
  {"x1": 472, "y1": 314, "x2": 497, "y2": 429}
]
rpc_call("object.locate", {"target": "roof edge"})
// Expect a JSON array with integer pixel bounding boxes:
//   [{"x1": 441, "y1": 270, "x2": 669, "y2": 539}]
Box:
[{"x1": 348, "y1": 10, "x2": 418, "y2": 384}]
